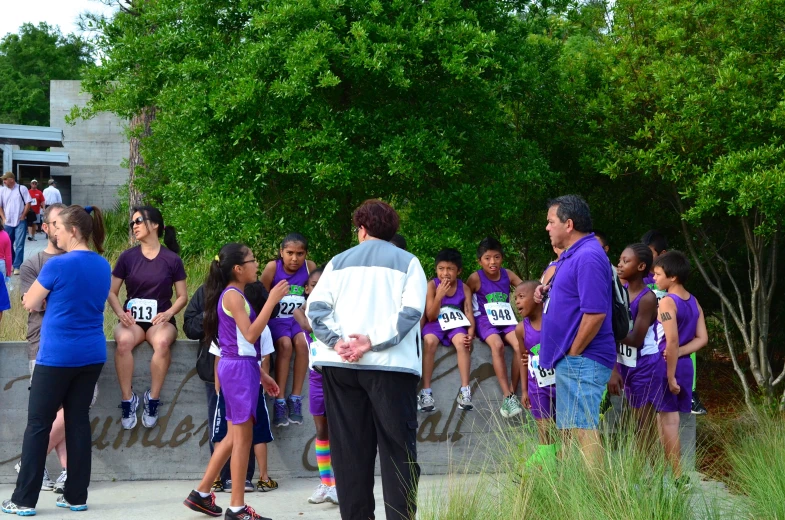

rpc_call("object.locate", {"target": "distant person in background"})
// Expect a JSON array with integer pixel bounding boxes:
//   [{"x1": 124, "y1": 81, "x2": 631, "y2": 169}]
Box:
[
  {"x1": 3, "y1": 205, "x2": 110, "y2": 515},
  {"x1": 27, "y1": 180, "x2": 45, "y2": 241},
  {"x1": 593, "y1": 230, "x2": 610, "y2": 256},
  {"x1": 0, "y1": 215, "x2": 12, "y2": 290},
  {"x1": 42, "y1": 179, "x2": 62, "y2": 209},
  {"x1": 389, "y1": 233, "x2": 407, "y2": 250},
  {"x1": 0, "y1": 172, "x2": 32, "y2": 275}
]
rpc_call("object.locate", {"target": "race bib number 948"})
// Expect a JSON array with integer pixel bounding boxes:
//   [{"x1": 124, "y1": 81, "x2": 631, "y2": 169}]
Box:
[{"x1": 485, "y1": 302, "x2": 517, "y2": 326}]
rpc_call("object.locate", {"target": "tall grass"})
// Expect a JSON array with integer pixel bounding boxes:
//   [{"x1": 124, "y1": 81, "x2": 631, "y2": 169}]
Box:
[
  {"x1": 726, "y1": 409, "x2": 785, "y2": 519},
  {"x1": 0, "y1": 204, "x2": 211, "y2": 341},
  {"x1": 419, "y1": 405, "x2": 735, "y2": 520}
]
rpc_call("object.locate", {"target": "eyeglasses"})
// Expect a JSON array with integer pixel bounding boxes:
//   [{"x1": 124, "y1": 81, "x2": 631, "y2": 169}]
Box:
[
  {"x1": 352, "y1": 226, "x2": 359, "y2": 234},
  {"x1": 129, "y1": 216, "x2": 146, "y2": 229},
  {"x1": 240, "y1": 258, "x2": 257, "y2": 265}
]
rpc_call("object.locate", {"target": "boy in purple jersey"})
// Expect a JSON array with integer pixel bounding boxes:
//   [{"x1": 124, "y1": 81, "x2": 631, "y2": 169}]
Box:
[
  {"x1": 420, "y1": 248, "x2": 476, "y2": 413},
  {"x1": 652, "y1": 251, "x2": 707, "y2": 482},
  {"x1": 611, "y1": 243, "x2": 660, "y2": 453},
  {"x1": 261, "y1": 233, "x2": 317, "y2": 428},
  {"x1": 514, "y1": 281, "x2": 557, "y2": 466},
  {"x1": 467, "y1": 237, "x2": 524, "y2": 419}
]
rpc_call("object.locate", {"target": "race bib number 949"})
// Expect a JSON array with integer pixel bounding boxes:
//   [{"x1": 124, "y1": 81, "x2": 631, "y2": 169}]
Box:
[{"x1": 438, "y1": 306, "x2": 470, "y2": 331}]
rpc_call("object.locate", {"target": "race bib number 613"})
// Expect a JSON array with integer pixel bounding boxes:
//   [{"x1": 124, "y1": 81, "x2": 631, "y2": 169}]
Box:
[{"x1": 127, "y1": 298, "x2": 157, "y2": 323}]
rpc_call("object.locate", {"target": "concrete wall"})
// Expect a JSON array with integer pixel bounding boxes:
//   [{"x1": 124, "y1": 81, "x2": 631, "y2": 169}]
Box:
[
  {"x1": 0, "y1": 341, "x2": 695, "y2": 482},
  {"x1": 49, "y1": 80, "x2": 128, "y2": 208}
]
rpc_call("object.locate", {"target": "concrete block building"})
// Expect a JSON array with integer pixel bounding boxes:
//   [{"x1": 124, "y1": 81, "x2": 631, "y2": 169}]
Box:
[{"x1": 49, "y1": 80, "x2": 128, "y2": 207}]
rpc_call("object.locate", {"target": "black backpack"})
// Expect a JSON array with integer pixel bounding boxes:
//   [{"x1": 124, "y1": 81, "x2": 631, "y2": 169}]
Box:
[
  {"x1": 195, "y1": 340, "x2": 215, "y2": 383},
  {"x1": 611, "y1": 264, "x2": 632, "y2": 341}
]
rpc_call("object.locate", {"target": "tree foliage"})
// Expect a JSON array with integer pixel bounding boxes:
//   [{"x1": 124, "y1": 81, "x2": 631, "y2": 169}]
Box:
[{"x1": 0, "y1": 22, "x2": 94, "y2": 126}]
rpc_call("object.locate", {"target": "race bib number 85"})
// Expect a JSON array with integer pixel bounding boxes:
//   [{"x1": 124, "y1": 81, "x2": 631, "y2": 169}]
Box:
[
  {"x1": 485, "y1": 302, "x2": 517, "y2": 326},
  {"x1": 528, "y1": 355, "x2": 556, "y2": 387},
  {"x1": 127, "y1": 298, "x2": 157, "y2": 323}
]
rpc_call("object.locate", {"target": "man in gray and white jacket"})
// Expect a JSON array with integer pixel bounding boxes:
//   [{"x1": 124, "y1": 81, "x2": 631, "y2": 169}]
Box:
[{"x1": 307, "y1": 199, "x2": 426, "y2": 520}]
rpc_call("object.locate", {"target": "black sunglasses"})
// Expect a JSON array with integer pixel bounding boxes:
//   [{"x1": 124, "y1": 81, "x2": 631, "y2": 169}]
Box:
[{"x1": 129, "y1": 216, "x2": 147, "y2": 229}]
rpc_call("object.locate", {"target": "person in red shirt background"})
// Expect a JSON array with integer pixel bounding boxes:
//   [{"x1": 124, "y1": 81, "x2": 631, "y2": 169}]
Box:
[{"x1": 27, "y1": 180, "x2": 45, "y2": 241}]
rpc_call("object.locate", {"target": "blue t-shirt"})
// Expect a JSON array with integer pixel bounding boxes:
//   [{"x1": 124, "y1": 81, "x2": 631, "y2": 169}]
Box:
[
  {"x1": 540, "y1": 233, "x2": 616, "y2": 370},
  {"x1": 37, "y1": 251, "x2": 111, "y2": 367}
]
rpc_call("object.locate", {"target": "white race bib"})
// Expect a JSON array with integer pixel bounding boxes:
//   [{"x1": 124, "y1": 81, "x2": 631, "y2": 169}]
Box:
[
  {"x1": 485, "y1": 301, "x2": 517, "y2": 326},
  {"x1": 438, "y1": 306, "x2": 470, "y2": 331},
  {"x1": 127, "y1": 298, "x2": 157, "y2": 323},
  {"x1": 30, "y1": 199, "x2": 37, "y2": 206},
  {"x1": 528, "y1": 355, "x2": 556, "y2": 387},
  {"x1": 278, "y1": 294, "x2": 305, "y2": 317},
  {"x1": 616, "y1": 343, "x2": 637, "y2": 368}
]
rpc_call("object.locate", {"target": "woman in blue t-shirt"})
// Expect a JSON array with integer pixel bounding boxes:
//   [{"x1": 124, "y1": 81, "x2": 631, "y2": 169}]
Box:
[{"x1": 2, "y1": 205, "x2": 111, "y2": 516}]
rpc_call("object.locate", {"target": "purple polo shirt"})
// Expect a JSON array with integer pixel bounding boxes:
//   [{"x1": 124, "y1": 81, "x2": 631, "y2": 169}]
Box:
[{"x1": 540, "y1": 233, "x2": 616, "y2": 369}]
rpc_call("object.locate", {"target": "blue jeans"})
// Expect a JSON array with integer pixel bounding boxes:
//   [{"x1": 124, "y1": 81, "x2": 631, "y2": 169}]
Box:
[
  {"x1": 5, "y1": 220, "x2": 27, "y2": 270},
  {"x1": 555, "y1": 355, "x2": 612, "y2": 430}
]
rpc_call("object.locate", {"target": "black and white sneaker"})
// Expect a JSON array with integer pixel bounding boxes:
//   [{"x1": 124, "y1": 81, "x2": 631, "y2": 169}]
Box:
[
  {"x1": 55, "y1": 495, "x2": 87, "y2": 512},
  {"x1": 691, "y1": 392, "x2": 708, "y2": 415},
  {"x1": 53, "y1": 470, "x2": 67, "y2": 494},
  {"x1": 224, "y1": 505, "x2": 270, "y2": 520},
  {"x1": 183, "y1": 490, "x2": 222, "y2": 517},
  {"x1": 417, "y1": 390, "x2": 435, "y2": 412}
]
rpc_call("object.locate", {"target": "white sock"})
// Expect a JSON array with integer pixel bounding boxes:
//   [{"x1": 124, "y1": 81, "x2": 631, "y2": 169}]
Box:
[
  {"x1": 196, "y1": 490, "x2": 210, "y2": 498},
  {"x1": 229, "y1": 505, "x2": 245, "y2": 513},
  {"x1": 461, "y1": 386, "x2": 471, "y2": 395},
  {"x1": 422, "y1": 388, "x2": 432, "y2": 395}
]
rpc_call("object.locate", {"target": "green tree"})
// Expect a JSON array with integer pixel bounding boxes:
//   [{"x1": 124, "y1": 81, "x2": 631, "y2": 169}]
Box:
[
  {"x1": 0, "y1": 22, "x2": 94, "y2": 126},
  {"x1": 600, "y1": 0, "x2": 785, "y2": 407}
]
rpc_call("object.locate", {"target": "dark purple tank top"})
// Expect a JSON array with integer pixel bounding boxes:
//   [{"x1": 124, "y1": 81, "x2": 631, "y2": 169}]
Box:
[
  {"x1": 523, "y1": 317, "x2": 542, "y2": 356},
  {"x1": 474, "y1": 268, "x2": 511, "y2": 315},
  {"x1": 657, "y1": 294, "x2": 699, "y2": 352},
  {"x1": 433, "y1": 278, "x2": 465, "y2": 310},
  {"x1": 271, "y1": 258, "x2": 309, "y2": 319}
]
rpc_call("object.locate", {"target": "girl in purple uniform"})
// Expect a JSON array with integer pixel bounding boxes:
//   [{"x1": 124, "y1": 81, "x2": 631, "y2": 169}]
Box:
[
  {"x1": 652, "y1": 251, "x2": 707, "y2": 482},
  {"x1": 613, "y1": 243, "x2": 659, "y2": 453},
  {"x1": 261, "y1": 233, "x2": 317, "y2": 428},
  {"x1": 467, "y1": 238, "x2": 524, "y2": 419},
  {"x1": 184, "y1": 243, "x2": 288, "y2": 520},
  {"x1": 420, "y1": 248, "x2": 476, "y2": 413},
  {"x1": 514, "y1": 281, "x2": 557, "y2": 466}
]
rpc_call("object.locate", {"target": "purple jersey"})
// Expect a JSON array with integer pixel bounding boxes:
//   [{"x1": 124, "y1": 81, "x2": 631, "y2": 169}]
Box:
[
  {"x1": 472, "y1": 268, "x2": 511, "y2": 316},
  {"x1": 523, "y1": 317, "x2": 556, "y2": 420},
  {"x1": 218, "y1": 287, "x2": 260, "y2": 360},
  {"x1": 522, "y1": 317, "x2": 541, "y2": 356},
  {"x1": 271, "y1": 258, "x2": 309, "y2": 319},
  {"x1": 431, "y1": 278, "x2": 466, "y2": 313},
  {"x1": 657, "y1": 294, "x2": 699, "y2": 352}
]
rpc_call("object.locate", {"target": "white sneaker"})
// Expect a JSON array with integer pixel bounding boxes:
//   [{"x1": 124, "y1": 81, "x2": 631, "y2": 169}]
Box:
[
  {"x1": 308, "y1": 483, "x2": 329, "y2": 504},
  {"x1": 120, "y1": 393, "x2": 139, "y2": 430},
  {"x1": 142, "y1": 390, "x2": 160, "y2": 428},
  {"x1": 91, "y1": 384, "x2": 99, "y2": 408},
  {"x1": 41, "y1": 467, "x2": 54, "y2": 491},
  {"x1": 417, "y1": 390, "x2": 435, "y2": 412},
  {"x1": 325, "y1": 486, "x2": 338, "y2": 505},
  {"x1": 53, "y1": 469, "x2": 67, "y2": 494},
  {"x1": 456, "y1": 388, "x2": 473, "y2": 411}
]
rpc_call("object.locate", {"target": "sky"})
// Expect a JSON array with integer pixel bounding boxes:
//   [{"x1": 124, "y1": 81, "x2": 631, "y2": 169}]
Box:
[{"x1": 1, "y1": 0, "x2": 117, "y2": 39}]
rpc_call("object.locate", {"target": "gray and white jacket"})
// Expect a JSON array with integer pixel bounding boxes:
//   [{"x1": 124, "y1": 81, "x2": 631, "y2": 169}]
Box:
[{"x1": 306, "y1": 239, "x2": 427, "y2": 376}]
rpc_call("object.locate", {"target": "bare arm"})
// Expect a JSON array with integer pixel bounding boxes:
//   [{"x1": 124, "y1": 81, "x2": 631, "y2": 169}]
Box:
[
  {"x1": 463, "y1": 284, "x2": 476, "y2": 337},
  {"x1": 22, "y1": 280, "x2": 50, "y2": 312},
  {"x1": 227, "y1": 281, "x2": 289, "y2": 344},
  {"x1": 260, "y1": 261, "x2": 277, "y2": 291},
  {"x1": 568, "y1": 313, "x2": 607, "y2": 356},
  {"x1": 424, "y1": 280, "x2": 442, "y2": 322},
  {"x1": 621, "y1": 291, "x2": 657, "y2": 347},
  {"x1": 507, "y1": 270, "x2": 523, "y2": 289},
  {"x1": 293, "y1": 307, "x2": 312, "y2": 333},
  {"x1": 107, "y1": 276, "x2": 129, "y2": 318},
  {"x1": 658, "y1": 297, "x2": 680, "y2": 386},
  {"x1": 466, "y1": 271, "x2": 480, "y2": 293}
]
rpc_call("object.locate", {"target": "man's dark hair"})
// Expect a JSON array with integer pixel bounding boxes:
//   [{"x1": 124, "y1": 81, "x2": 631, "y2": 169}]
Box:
[
  {"x1": 477, "y1": 237, "x2": 504, "y2": 259},
  {"x1": 641, "y1": 230, "x2": 668, "y2": 254},
  {"x1": 389, "y1": 233, "x2": 407, "y2": 250},
  {"x1": 435, "y1": 248, "x2": 463, "y2": 270},
  {"x1": 653, "y1": 250, "x2": 691, "y2": 284},
  {"x1": 548, "y1": 195, "x2": 593, "y2": 233},
  {"x1": 593, "y1": 230, "x2": 609, "y2": 249},
  {"x1": 353, "y1": 199, "x2": 400, "y2": 241}
]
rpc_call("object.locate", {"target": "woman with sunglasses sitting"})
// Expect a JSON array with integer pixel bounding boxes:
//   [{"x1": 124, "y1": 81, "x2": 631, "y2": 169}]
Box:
[{"x1": 107, "y1": 205, "x2": 188, "y2": 430}]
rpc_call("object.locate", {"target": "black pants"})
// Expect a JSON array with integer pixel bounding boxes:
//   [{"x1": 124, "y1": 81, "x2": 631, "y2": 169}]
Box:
[
  {"x1": 204, "y1": 382, "x2": 254, "y2": 482},
  {"x1": 13, "y1": 363, "x2": 103, "y2": 508},
  {"x1": 322, "y1": 367, "x2": 420, "y2": 520}
]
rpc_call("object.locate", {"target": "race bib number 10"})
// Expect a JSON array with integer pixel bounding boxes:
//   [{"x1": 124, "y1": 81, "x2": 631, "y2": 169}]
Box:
[
  {"x1": 278, "y1": 294, "x2": 305, "y2": 317},
  {"x1": 528, "y1": 355, "x2": 556, "y2": 387},
  {"x1": 616, "y1": 343, "x2": 637, "y2": 368},
  {"x1": 127, "y1": 298, "x2": 157, "y2": 323},
  {"x1": 485, "y1": 302, "x2": 517, "y2": 326},
  {"x1": 438, "y1": 306, "x2": 470, "y2": 331}
]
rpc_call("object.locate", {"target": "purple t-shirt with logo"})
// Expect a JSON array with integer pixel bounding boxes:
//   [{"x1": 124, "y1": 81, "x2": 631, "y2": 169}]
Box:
[
  {"x1": 112, "y1": 245, "x2": 187, "y2": 313},
  {"x1": 540, "y1": 233, "x2": 616, "y2": 369}
]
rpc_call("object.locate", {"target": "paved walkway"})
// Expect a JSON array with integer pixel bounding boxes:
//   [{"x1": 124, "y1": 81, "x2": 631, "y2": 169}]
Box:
[{"x1": 6, "y1": 235, "x2": 47, "y2": 290}]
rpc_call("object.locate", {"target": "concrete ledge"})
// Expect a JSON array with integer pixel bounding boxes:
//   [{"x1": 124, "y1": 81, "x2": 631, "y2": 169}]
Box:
[{"x1": 0, "y1": 340, "x2": 696, "y2": 482}]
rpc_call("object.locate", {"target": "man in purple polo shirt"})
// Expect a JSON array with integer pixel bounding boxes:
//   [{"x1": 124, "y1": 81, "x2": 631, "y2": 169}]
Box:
[{"x1": 537, "y1": 194, "x2": 614, "y2": 466}]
